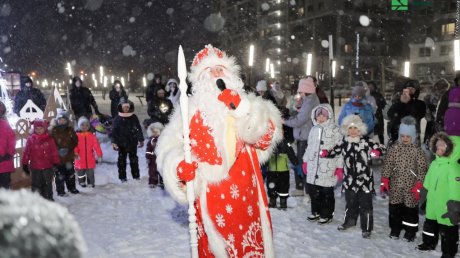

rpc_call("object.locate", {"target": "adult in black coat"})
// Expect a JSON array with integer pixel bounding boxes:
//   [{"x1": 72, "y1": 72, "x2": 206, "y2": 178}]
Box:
[
  {"x1": 13, "y1": 76, "x2": 46, "y2": 115},
  {"x1": 387, "y1": 80, "x2": 426, "y2": 143},
  {"x1": 108, "y1": 80, "x2": 128, "y2": 118},
  {"x1": 145, "y1": 74, "x2": 164, "y2": 103},
  {"x1": 111, "y1": 99, "x2": 144, "y2": 182},
  {"x1": 69, "y1": 77, "x2": 100, "y2": 120},
  {"x1": 147, "y1": 87, "x2": 173, "y2": 125},
  {"x1": 368, "y1": 81, "x2": 387, "y2": 144}
]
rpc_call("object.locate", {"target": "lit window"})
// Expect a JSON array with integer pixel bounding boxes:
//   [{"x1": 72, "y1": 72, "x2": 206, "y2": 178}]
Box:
[
  {"x1": 441, "y1": 23, "x2": 455, "y2": 36},
  {"x1": 440, "y1": 45, "x2": 452, "y2": 56}
]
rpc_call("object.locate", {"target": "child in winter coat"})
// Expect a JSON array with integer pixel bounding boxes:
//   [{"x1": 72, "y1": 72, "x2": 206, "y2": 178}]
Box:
[
  {"x1": 111, "y1": 99, "x2": 144, "y2": 182},
  {"x1": 146, "y1": 122, "x2": 164, "y2": 188},
  {"x1": 303, "y1": 104, "x2": 343, "y2": 224},
  {"x1": 381, "y1": 116, "x2": 428, "y2": 242},
  {"x1": 22, "y1": 119, "x2": 60, "y2": 201},
  {"x1": 320, "y1": 114, "x2": 384, "y2": 238},
  {"x1": 74, "y1": 117, "x2": 103, "y2": 188},
  {"x1": 50, "y1": 109, "x2": 79, "y2": 196},
  {"x1": 266, "y1": 125, "x2": 298, "y2": 210},
  {"x1": 0, "y1": 101, "x2": 15, "y2": 189},
  {"x1": 417, "y1": 133, "x2": 460, "y2": 257}
]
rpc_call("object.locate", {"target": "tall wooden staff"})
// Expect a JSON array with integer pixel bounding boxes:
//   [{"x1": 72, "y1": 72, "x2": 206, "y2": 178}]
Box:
[{"x1": 177, "y1": 45, "x2": 198, "y2": 258}]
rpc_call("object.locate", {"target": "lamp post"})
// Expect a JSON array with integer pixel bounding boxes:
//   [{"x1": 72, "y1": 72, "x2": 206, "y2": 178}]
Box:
[
  {"x1": 454, "y1": 39, "x2": 460, "y2": 72},
  {"x1": 248, "y1": 44, "x2": 254, "y2": 86},
  {"x1": 330, "y1": 60, "x2": 336, "y2": 111},
  {"x1": 306, "y1": 53, "x2": 312, "y2": 76},
  {"x1": 404, "y1": 61, "x2": 410, "y2": 78}
]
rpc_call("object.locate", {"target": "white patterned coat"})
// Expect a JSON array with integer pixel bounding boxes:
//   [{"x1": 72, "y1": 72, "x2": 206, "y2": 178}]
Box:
[{"x1": 303, "y1": 104, "x2": 343, "y2": 187}]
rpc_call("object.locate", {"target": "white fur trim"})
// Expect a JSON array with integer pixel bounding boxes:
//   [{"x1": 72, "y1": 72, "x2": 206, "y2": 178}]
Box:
[
  {"x1": 233, "y1": 98, "x2": 250, "y2": 118},
  {"x1": 340, "y1": 114, "x2": 367, "y2": 135},
  {"x1": 235, "y1": 94, "x2": 283, "y2": 164},
  {"x1": 199, "y1": 188, "x2": 229, "y2": 258}
]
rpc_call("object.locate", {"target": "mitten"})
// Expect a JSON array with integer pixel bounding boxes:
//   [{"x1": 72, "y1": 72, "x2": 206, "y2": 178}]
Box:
[
  {"x1": 380, "y1": 177, "x2": 390, "y2": 193},
  {"x1": 217, "y1": 89, "x2": 241, "y2": 110},
  {"x1": 370, "y1": 149, "x2": 381, "y2": 158},
  {"x1": 442, "y1": 200, "x2": 460, "y2": 225},
  {"x1": 335, "y1": 168, "x2": 344, "y2": 182},
  {"x1": 138, "y1": 141, "x2": 144, "y2": 148},
  {"x1": 22, "y1": 164, "x2": 30, "y2": 175},
  {"x1": 177, "y1": 160, "x2": 198, "y2": 182},
  {"x1": 112, "y1": 143, "x2": 119, "y2": 151},
  {"x1": 411, "y1": 181, "x2": 423, "y2": 201},
  {"x1": 319, "y1": 149, "x2": 329, "y2": 158},
  {"x1": 302, "y1": 162, "x2": 307, "y2": 175}
]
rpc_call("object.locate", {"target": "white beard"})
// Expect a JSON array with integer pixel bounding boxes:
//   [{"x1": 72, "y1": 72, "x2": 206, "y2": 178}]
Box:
[{"x1": 191, "y1": 71, "x2": 245, "y2": 128}]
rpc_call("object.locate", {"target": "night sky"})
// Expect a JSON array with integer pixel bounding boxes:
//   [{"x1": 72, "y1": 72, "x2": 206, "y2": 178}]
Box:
[{"x1": 0, "y1": 0, "x2": 217, "y2": 82}]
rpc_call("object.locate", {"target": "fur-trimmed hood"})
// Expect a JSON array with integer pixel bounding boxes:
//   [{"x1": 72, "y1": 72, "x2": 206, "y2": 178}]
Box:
[
  {"x1": 147, "y1": 122, "x2": 164, "y2": 138},
  {"x1": 311, "y1": 104, "x2": 334, "y2": 127},
  {"x1": 430, "y1": 132, "x2": 454, "y2": 157},
  {"x1": 341, "y1": 114, "x2": 367, "y2": 135}
]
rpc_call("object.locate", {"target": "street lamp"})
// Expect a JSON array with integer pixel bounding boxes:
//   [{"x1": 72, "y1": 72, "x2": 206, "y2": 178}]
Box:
[
  {"x1": 99, "y1": 66, "x2": 104, "y2": 84},
  {"x1": 248, "y1": 44, "x2": 254, "y2": 86},
  {"x1": 143, "y1": 76, "x2": 147, "y2": 87},
  {"x1": 265, "y1": 58, "x2": 270, "y2": 73},
  {"x1": 404, "y1": 61, "x2": 410, "y2": 78},
  {"x1": 270, "y1": 63, "x2": 275, "y2": 78},
  {"x1": 306, "y1": 53, "x2": 312, "y2": 76}
]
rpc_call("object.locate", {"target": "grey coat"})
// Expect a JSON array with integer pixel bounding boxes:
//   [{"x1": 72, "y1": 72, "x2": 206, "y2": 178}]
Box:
[{"x1": 284, "y1": 93, "x2": 320, "y2": 141}]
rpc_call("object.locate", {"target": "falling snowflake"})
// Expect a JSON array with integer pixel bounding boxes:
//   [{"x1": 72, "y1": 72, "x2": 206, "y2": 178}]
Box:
[
  {"x1": 230, "y1": 184, "x2": 239, "y2": 199},
  {"x1": 225, "y1": 204, "x2": 233, "y2": 214},
  {"x1": 216, "y1": 214, "x2": 226, "y2": 228},
  {"x1": 247, "y1": 205, "x2": 253, "y2": 216}
]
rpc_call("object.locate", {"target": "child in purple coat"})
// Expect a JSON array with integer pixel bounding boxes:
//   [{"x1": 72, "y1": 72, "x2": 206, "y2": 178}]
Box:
[{"x1": 146, "y1": 122, "x2": 164, "y2": 188}]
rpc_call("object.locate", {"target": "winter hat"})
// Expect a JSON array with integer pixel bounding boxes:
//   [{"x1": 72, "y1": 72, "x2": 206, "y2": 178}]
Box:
[
  {"x1": 77, "y1": 116, "x2": 90, "y2": 130},
  {"x1": 298, "y1": 77, "x2": 316, "y2": 94},
  {"x1": 0, "y1": 189, "x2": 86, "y2": 258},
  {"x1": 0, "y1": 101, "x2": 6, "y2": 119},
  {"x1": 256, "y1": 80, "x2": 268, "y2": 92},
  {"x1": 147, "y1": 122, "x2": 164, "y2": 138},
  {"x1": 32, "y1": 118, "x2": 48, "y2": 132},
  {"x1": 398, "y1": 116, "x2": 417, "y2": 144},
  {"x1": 314, "y1": 106, "x2": 329, "y2": 119},
  {"x1": 341, "y1": 114, "x2": 367, "y2": 135},
  {"x1": 189, "y1": 44, "x2": 240, "y2": 84},
  {"x1": 444, "y1": 86, "x2": 460, "y2": 136},
  {"x1": 351, "y1": 85, "x2": 366, "y2": 97},
  {"x1": 55, "y1": 108, "x2": 69, "y2": 121},
  {"x1": 21, "y1": 76, "x2": 33, "y2": 87}
]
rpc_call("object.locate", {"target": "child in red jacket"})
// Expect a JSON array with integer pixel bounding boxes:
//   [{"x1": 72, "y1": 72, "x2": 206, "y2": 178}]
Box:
[
  {"x1": 22, "y1": 119, "x2": 60, "y2": 201},
  {"x1": 146, "y1": 122, "x2": 164, "y2": 188},
  {"x1": 0, "y1": 101, "x2": 16, "y2": 189},
  {"x1": 74, "y1": 117, "x2": 103, "y2": 188}
]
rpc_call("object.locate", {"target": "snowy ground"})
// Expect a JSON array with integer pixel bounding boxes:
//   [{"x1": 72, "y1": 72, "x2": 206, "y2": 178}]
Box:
[{"x1": 50, "y1": 93, "x2": 442, "y2": 258}]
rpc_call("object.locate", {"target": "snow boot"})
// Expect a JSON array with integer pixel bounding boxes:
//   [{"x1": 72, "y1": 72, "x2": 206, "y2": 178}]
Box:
[
  {"x1": 318, "y1": 217, "x2": 332, "y2": 225},
  {"x1": 279, "y1": 198, "x2": 287, "y2": 210},
  {"x1": 268, "y1": 198, "x2": 277, "y2": 208},
  {"x1": 337, "y1": 223, "x2": 355, "y2": 231},
  {"x1": 417, "y1": 242, "x2": 436, "y2": 252},
  {"x1": 307, "y1": 214, "x2": 320, "y2": 222},
  {"x1": 362, "y1": 231, "x2": 372, "y2": 239},
  {"x1": 389, "y1": 229, "x2": 400, "y2": 240}
]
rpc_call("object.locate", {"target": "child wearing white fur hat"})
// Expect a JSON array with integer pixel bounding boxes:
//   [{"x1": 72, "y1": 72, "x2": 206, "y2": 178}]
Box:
[
  {"x1": 320, "y1": 114, "x2": 385, "y2": 238},
  {"x1": 146, "y1": 122, "x2": 164, "y2": 188}
]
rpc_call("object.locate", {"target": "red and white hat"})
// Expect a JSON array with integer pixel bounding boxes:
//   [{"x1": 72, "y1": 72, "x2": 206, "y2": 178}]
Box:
[{"x1": 188, "y1": 44, "x2": 240, "y2": 83}]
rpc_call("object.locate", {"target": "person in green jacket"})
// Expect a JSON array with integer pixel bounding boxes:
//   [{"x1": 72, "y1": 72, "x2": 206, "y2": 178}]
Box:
[
  {"x1": 418, "y1": 132, "x2": 460, "y2": 258},
  {"x1": 266, "y1": 125, "x2": 298, "y2": 210}
]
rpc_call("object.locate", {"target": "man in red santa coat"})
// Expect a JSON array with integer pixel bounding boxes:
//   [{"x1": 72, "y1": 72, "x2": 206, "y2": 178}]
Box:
[{"x1": 156, "y1": 45, "x2": 283, "y2": 257}]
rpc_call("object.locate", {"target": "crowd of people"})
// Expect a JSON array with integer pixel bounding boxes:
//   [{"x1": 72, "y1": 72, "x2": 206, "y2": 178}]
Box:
[{"x1": 0, "y1": 48, "x2": 459, "y2": 257}]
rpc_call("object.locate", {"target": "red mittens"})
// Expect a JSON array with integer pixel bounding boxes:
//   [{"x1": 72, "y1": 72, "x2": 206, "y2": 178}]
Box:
[
  {"x1": 380, "y1": 177, "x2": 390, "y2": 193},
  {"x1": 370, "y1": 149, "x2": 381, "y2": 158},
  {"x1": 335, "y1": 168, "x2": 344, "y2": 182},
  {"x1": 218, "y1": 89, "x2": 241, "y2": 110},
  {"x1": 319, "y1": 149, "x2": 329, "y2": 158},
  {"x1": 177, "y1": 160, "x2": 198, "y2": 182},
  {"x1": 302, "y1": 162, "x2": 308, "y2": 175},
  {"x1": 411, "y1": 181, "x2": 423, "y2": 201}
]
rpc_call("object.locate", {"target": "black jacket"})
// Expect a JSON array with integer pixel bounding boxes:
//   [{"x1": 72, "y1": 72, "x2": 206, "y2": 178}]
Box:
[
  {"x1": 387, "y1": 99, "x2": 425, "y2": 141},
  {"x1": 145, "y1": 82, "x2": 164, "y2": 103},
  {"x1": 109, "y1": 88, "x2": 127, "y2": 118},
  {"x1": 69, "y1": 78, "x2": 99, "y2": 119},
  {"x1": 111, "y1": 101, "x2": 144, "y2": 150},
  {"x1": 13, "y1": 87, "x2": 47, "y2": 115}
]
